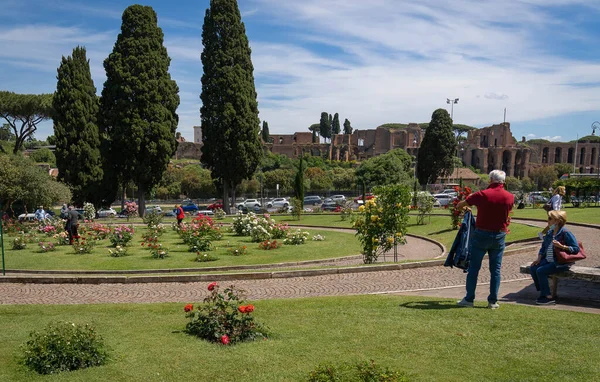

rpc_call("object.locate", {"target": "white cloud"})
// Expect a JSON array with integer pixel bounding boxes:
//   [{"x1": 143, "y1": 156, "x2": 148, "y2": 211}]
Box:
[{"x1": 541, "y1": 136, "x2": 563, "y2": 141}]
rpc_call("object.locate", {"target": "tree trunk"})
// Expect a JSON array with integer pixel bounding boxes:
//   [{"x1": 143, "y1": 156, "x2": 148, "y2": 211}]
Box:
[
  {"x1": 223, "y1": 181, "x2": 230, "y2": 215},
  {"x1": 138, "y1": 184, "x2": 146, "y2": 218},
  {"x1": 231, "y1": 181, "x2": 236, "y2": 214},
  {"x1": 120, "y1": 186, "x2": 125, "y2": 211}
]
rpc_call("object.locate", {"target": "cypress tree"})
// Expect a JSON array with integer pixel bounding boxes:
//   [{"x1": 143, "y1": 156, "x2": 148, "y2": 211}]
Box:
[
  {"x1": 53, "y1": 46, "x2": 103, "y2": 206},
  {"x1": 332, "y1": 113, "x2": 340, "y2": 135},
  {"x1": 417, "y1": 108, "x2": 456, "y2": 185},
  {"x1": 294, "y1": 154, "x2": 305, "y2": 210},
  {"x1": 261, "y1": 121, "x2": 270, "y2": 142},
  {"x1": 319, "y1": 112, "x2": 330, "y2": 142},
  {"x1": 99, "y1": 5, "x2": 180, "y2": 216},
  {"x1": 343, "y1": 118, "x2": 353, "y2": 135},
  {"x1": 200, "y1": 0, "x2": 262, "y2": 214}
]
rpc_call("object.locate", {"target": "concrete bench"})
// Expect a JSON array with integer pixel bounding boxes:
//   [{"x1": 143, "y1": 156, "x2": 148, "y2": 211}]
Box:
[{"x1": 520, "y1": 264, "x2": 600, "y2": 297}]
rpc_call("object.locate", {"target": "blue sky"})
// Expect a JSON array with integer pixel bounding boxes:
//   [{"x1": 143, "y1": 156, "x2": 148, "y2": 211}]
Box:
[{"x1": 1, "y1": 0, "x2": 600, "y2": 143}]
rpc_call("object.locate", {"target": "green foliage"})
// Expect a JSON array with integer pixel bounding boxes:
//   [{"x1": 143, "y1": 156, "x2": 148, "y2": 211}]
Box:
[
  {"x1": 185, "y1": 283, "x2": 267, "y2": 344},
  {"x1": 0, "y1": 123, "x2": 14, "y2": 141},
  {"x1": 53, "y1": 46, "x2": 104, "y2": 206},
  {"x1": 143, "y1": 210, "x2": 164, "y2": 227},
  {"x1": 343, "y1": 118, "x2": 353, "y2": 135},
  {"x1": 305, "y1": 167, "x2": 333, "y2": 191},
  {"x1": 319, "y1": 112, "x2": 331, "y2": 141},
  {"x1": 28, "y1": 147, "x2": 55, "y2": 166},
  {"x1": 529, "y1": 166, "x2": 557, "y2": 190},
  {"x1": 417, "y1": 109, "x2": 457, "y2": 185},
  {"x1": 504, "y1": 176, "x2": 522, "y2": 192},
  {"x1": 294, "y1": 155, "x2": 305, "y2": 210},
  {"x1": 308, "y1": 360, "x2": 408, "y2": 382},
  {"x1": 200, "y1": 0, "x2": 262, "y2": 212},
  {"x1": 83, "y1": 202, "x2": 96, "y2": 221},
  {"x1": 290, "y1": 197, "x2": 303, "y2": 220},
  {"x1": 180, "y1": 166, "x2": 216, "y2": 198},
  {"x1": 332, "y1": 113, "x2": 341, "y2": 135},
  {"x1": 0, "y1": 91, "x2": 53, "y2": 154},
  {"x1": 12, "y1": 235, "x2": 27, "y2": 250},
  {"x1": 21, "y1": 321, "x2": 108, "y2": 375},
  {"x1": 100, "y1": 5, "x2": 180, "y2": 214},
  {"x1": 264, "y1": 168, "x2": 295, "y2": 194},
  {"x1": 415, "y1": 192, "x2": 435, "y2": 225},
  {"x1": 356, "y1": 149, "x2": 412, "y2": 188},
  {"x1": 261, "y1": 121, "x2": 270, "y2": 142},
  {"x1": 553, "y1": 163, "x2": 573, "y2": 179},
  {"x1": 527, "y1": 138, "x2": 551, "y2": 144},
  {"x1": 330, "y1": 167, "x2": 356, "y2": 190},
  {"x1": 520, "y1": 176, "x2": 535, "y2": 192}
]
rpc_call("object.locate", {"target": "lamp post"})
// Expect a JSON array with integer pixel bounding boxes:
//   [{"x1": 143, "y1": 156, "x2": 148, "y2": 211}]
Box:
[
  {"x1": 412, "y1": 130, "x2": 421, "y2": 207},
  {"x1": 592, "y1": 121, "x2": 600, "y2": 203},
  {"x1": 446, "y1": 98, "x2": 459, "y2": 120}
]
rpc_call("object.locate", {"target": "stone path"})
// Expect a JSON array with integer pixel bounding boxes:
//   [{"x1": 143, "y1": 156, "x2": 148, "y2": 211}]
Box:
[{"x1": 0, "y1": 219, "x2": 598, "y2": 313}]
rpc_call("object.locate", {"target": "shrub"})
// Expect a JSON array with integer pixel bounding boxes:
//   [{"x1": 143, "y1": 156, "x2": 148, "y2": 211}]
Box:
[
  {"x1": 21, "y1": 321, "x2": 108, "y2": 375},
  {"x1": 38, "y1": 224, "x2": 57, "y2": 236},
  {"x1": 53, "y1": 231, "x2": 70, "y2": 245},
  {"x1": 149, "y1": 243, "x2": 169, "y2": 259},
  {"x1": 143, "y1": 210, "x2": 163, "y2": 227},
  {"x1": 83, "y1": 202, "x2": 96, "y2": 221},
  {"x1": 108, "y1": 245, "x2": 128, "y2": 257},
  {"x1": 415, "y1": 192, "x2": 435, "y2": 225},
  {"x1": 109, "y1": 225, "x2": 135, "y2": 247},
  {"x1": 184, "y1": 283, "x2": 267, "y2": 345},
  {"x1": 232, "y1": 212, "x2": 257, "y2": 236},
  {"x1": 214, "y1": 208, "x2": 226, "y2": 219},
  {"x1": 449, "y1": 186, "x2": 472, "y2": 230},
  {"x1": 308, "y1": 360, "x2": 408, "y2": 382},
  {"x1": 227, "y1": 245, "x2": 247, "y2": 256},
  {"x1": 188, "y1": 235, "x2": 212, "y2": 252},
  {"x1": 12, "y1": 235, "x2": 27, "y2": 250},
  {"x1": 88, "y1": 223, "x2": 111, "y2": 240},
  {"x1": 38, "y1": 241, "x2": 56, "y2": 252},
  {"x1": 340, "y1": 203, "x2": 354, "y2": 221},
  {"x1": 195, "y1": 252, "x2": 219, "y2": 262},
  {"x1": 312, "y1": 234, "x2": 326, "y2": 241},
  {"x1": 72, "y1": 239, "x2": 95, "y2": 254},
  {"x1": 258, "y1": 240, "x2": 281, "y2": 250},
  {"x1": 290, "y1": 197, "x2": 303, "y2": 220},
  {"x1": 283, "y1": 229, "x2": 309, "y2": 245}
]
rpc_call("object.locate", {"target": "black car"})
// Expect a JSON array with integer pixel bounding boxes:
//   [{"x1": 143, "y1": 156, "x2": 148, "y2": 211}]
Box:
[
  {"x1": 321, "y1": 199, "x2": 340, "y2": 212},
  {"x1": 303, "y1": 196, "x2": 322, "y2": 206}
]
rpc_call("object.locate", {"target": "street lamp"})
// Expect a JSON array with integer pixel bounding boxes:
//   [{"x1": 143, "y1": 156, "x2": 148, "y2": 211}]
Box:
[
  {"x1": 446, "y1": 98, "x2": 459, "y2": 120},
  {"x1": 592, "y1": 121, "x2": 600, "y2": 184}
]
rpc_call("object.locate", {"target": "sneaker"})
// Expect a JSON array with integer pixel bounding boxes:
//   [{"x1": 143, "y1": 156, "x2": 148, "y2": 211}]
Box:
[
  {"x1": 456, "y1": 298, "x2": 474, "y2": 307},
  {"x1": 537, "y1": 232, "x2": 544, "y2": 240},
  {"x1": 487, "y1": 302, "x2": 500, "y2": 309},
  {"x1": 535, "y1": 297, "x2": 556, "y2": 305}
]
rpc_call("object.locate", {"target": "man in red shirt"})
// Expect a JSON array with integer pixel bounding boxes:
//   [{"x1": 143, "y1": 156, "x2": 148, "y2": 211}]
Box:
[{"x1": 455, "y1": 170, "x2": 514, "y2": 309}]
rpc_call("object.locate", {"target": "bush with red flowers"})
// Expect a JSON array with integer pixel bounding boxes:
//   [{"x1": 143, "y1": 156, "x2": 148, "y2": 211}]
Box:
[
  {"x1": 449, "y1": 186, "x2": 472, "y2": 230},
  {"x1": 258, "y1": 240, "x2": 280, "y2": 250},
  {"x1": 184, "y1": 283, "x2": 267, "y2": 345}
]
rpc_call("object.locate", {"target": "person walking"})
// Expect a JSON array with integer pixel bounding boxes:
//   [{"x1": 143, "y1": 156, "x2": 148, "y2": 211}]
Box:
[
  {"x1": 455, "y1": 170, "x2": 514, "y2": 309},
  {"x1": 539, "y1": 186, "x2": 566, "y2": 238},
  {"x1": 67, "y1": 205, "x2": 80, "y2": 245},
  {"x1": 176, "y1": 204, "x2": 185, "y2": 226},
  {"x1": 530, "y1": 210, "x2": 579, "y2": 305}
]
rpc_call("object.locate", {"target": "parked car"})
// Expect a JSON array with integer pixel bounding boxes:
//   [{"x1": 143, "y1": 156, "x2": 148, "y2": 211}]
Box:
[
  {"x1": 207, "y1": 200, "x2": 223, "y2": 210},
  {"x1": 145, "y1": 205, "x2": 163, "y2": 215},
  {"x1": 17, "y1": 213, "x2": 36, "y2": 222},
  {"x1": 97, "y1": 208, "x2": 117, "y2": 218},
  {"x1": 330, "y1": 195, "x2": 346, "y2": 204},
  {"x1": 303, "y1": 195, "x2": 322, "y2": 206},
  {"x1": 353, "y1": 193, "x2": 375, "y2": 203},
  {"x1": 163, "y1": 210, "x2": 176, "y2": 217},
  {"x1": 197, "y1": 210, "x2": 215, "y2": 216},
  {"x1": 321, "y1": 198, "x2": 341, "y2": 212},
  {"x1": 440, "y1": 189, "x2": 458, "y2": 197},
  {"x1": 267, "y1": 198, "x2": 289, "y2": 208},
  {"x1": 528, "y1": 192, "x2": 549, "y2": 204},
  {"x1": 180, "y1": 200, "x2": 198, "y2": 213},
  {"x1": 237, "y1": 199, "x2": 262, "y2": 210},
  {"x1": 238, "y1": 205, "x2": 262, "y2": 214},
  {"x1": 411, "y1": 191, "x2": 441, "y2": 208},
  {"x1": 433, "y1": 194, "x2": 455, "y2": 207}
]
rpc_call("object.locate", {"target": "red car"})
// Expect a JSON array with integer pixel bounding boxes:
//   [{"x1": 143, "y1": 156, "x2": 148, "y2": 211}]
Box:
[
  {"x1": 353, "y1": 193, "x2": 375, "y2": 203},
  {"x1": 207, "y1": 200, "x2": 223, "y2": 210}
]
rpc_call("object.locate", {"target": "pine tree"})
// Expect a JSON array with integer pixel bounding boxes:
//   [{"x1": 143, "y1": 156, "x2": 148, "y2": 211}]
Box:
[
  {"x1": 261, "y1": 121, "x2": 270, "y2": 142},
  {"x1": 332, "y1": 113, "x2": 340, "y2": 135},
  {"x1": 319, "y1": 112, "x2": 330, "y2": 142},
  {"x1": 417, "y1": 108, "x2": 457, "y2": 185},
  {"x1": 200, "y1": 0, "x2": 262, "y2": 214},
  {"x1": 99, "y1": 5, "x2": 180, "y2": 215},
  {"x1": 53, "y1": 46, "x2": 103, "y2": 206},
  {"x1": 343, "y1": 118, "x2": 353, "y2": 135}
]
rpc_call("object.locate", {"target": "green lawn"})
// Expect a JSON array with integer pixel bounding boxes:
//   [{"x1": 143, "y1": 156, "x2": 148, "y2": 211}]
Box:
[
  {"x1": 3, "y1": 228, "x2": 360, "y2": 271},
  {"x1": 511, "y1": 205, "x2": 600, "y2": 224},
  {"x1": 0, "y1": 295, "x2": 598, "y2": 381}
]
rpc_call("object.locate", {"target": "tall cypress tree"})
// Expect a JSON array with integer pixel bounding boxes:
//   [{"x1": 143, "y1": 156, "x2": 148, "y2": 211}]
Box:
[
  {"x1": 343, "y1": 118, "x2": 353, "y2": 135},
  {"x1": 294, "y1": 154, "x2": 305, "y2": 211},
  {"x1": 53, "y1": 46, "x2": 103, "y2": 206},
  {"x1": 261, "y1": 121, "x2": 270, "y2": 142},
  {"x1": 332, "y1": 113, "x2": 340, "y2": 135},
  {"x1": 100, "y1": 5, "x2": 180, "y2": 215},
  {"x1": 201, "y1": 0, "x2": 262, "y2": 214},
  {"x1": 319, "y1": 112, "x2": 330, "y2": 142},
  {"x1": 417, "y1": 108, "x2": 456, "y2": 185}
]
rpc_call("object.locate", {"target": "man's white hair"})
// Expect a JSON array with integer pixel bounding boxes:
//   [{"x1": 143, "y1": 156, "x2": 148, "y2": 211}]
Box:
[{"x1": 489, "y1": 170, "x2": 506, "y2": 184}]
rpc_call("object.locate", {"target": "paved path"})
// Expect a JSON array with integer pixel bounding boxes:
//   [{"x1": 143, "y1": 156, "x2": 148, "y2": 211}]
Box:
[{"x1": 0, "y1": 219, "x2": 598, "y2": 313}]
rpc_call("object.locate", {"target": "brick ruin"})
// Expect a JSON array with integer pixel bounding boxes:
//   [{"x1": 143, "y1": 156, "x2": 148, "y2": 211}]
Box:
[{"x1": 179, "y1": 123, "x2": 600, "y2": 178}]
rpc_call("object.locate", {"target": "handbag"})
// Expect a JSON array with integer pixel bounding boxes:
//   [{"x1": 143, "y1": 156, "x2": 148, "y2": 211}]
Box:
[
  {"x1": 554, "y1": 241, "x2": 586, "y2": 264},
  {"x1": 543, "y1": 199, "x2": 553, "y2": 212}
]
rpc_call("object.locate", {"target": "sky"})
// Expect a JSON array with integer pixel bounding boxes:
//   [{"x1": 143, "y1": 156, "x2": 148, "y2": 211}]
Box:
[{"x1": 1, "y1": 0, "x2": 600, "y2": 143}]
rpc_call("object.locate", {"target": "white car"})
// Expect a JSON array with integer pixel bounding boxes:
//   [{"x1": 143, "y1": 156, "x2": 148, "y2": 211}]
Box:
[
  {"x1": 18, "y1": 213, "x2": 37, "y2": 221},
  {"x1": 97, "y1": 208, "x2": 117, "y2": 218},
  {"x1": 197, "y1": 210, "x2": 215, "y2": 216},
  {"x1": 433, "y1": 193, "x2": 456, "y2": 207},
  {"x1": 145, "y1": 205, "x2": 163, "y2": 215},
  {"x1": 330, "y1": 195, "x2": 346, "y2": 203},
  {"x1": 267, "y1": 198, "x2": 289, "y2": 208},
  {"x1": 237, "y1": 199, "x2": 262, "y2": 209}
]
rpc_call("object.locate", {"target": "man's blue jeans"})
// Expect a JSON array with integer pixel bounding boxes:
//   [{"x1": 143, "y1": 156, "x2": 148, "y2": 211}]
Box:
[
  {"x1": 464, "y1": 229, "x2": 506, "y2": 304},
  {"x1": 530, "y1": 258, "x2": 570, "y2": 297}
]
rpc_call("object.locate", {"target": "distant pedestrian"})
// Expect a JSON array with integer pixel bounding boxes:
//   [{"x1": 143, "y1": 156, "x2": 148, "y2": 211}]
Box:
[
  {"x1": 34, "y1": 206, "x2": 46, "y2": 222},
  {"x1": 176, "y1": 204, "x2": 185, "y2": 226},
  {"x1": 455, "y1": 170, "x2": 514, "y2": 309},
  {"x1": 60, "y1": 203, "x2": 69, "y2": 219},
  {"x1": 539, "y1": 186, "x2": 566, "y2": 238},
  {"x1": 67, "y1": 205, "x2": 80, "y2": 244}
]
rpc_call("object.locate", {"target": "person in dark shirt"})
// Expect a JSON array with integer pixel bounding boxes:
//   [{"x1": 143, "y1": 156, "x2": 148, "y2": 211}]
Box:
[
  {"x1": 455, "y1": 170, "x2": 514, "y2": 309},
  {"x1": 67, "y1": 205, "x2": 80, "y2": 245}
]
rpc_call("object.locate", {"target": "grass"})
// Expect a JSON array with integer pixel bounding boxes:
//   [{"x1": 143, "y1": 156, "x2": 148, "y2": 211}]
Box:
[
  {"x1": 0, "y1": 295, "x2": 598, "y2": 381},
  {"x1": 3, "y1": 228, "x2": 359, "y2": 271}
]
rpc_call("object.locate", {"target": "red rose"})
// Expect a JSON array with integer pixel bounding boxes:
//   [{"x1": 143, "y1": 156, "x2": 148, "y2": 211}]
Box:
[
  {"x1": 245, "y1": 304, "x2": 254, "y2": 313},
  {"x1": 184, "y1": 304, "x2": 193, "y2": 312},
  {"x1": 221, "y1": 335, "x2": 230, "y2": 345},
  {"x1": 208, "y1": 282, "x2": 218, "y2": 291},
  {"x1": 238, "y1": 305, "x2": 247, "y2": 313}
]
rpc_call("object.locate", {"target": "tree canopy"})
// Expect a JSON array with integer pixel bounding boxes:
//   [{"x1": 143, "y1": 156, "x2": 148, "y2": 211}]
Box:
[
  {"x1": 343, "y1": 118, "x2": 353, "y2": 135},
  {"x1": 0, "y1": 91, "x2": 53, "y2": 154},
  {"x1": 332, "y1": 113, "x2": 340, "y2": 135},
  {"x1": 200, "y1": 0, "x2": 262, "y2": 213},
  {"x1": 53, "y1": 46, "x2": 104, "y2": 206},
  {"x1": 100, "y1": 5, "x2": 180, "y2": 214},
  {"x1": 355, "y1": 148, "x2": 413, "y2": 189},
  {"x1": 319, "y1": 112, "x2": 330, "y2": 141},
  {"x1": 417, "y1": 109, "x2": 456, "y2": 185},
  {"x1": 261, "y1": 121, "x2": 270, "y2": 142}
]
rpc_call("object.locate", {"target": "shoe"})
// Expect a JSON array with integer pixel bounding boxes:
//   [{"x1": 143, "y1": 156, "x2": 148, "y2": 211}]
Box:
[
  {"x1": 537, "y1": 232, "x2": 544, "y2": 240},
  {"x1": 535, "y1": 297, "x2": 556, "y2": 305},
  {"x1": 456, "y1": 298, "x2": 474, "y2": 307},
  {"x1": 487, "y1": 302, "x2": 500, "y2": 309}
]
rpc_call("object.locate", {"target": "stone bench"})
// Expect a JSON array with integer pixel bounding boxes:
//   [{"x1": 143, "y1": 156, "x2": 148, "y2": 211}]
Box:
[{"x1": 520, "y1": 264, "x2": 600, "y2": 297}]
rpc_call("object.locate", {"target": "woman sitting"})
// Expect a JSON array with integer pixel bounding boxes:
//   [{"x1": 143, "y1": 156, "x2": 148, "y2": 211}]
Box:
[{"x1": 530, "y1": 210, "x2": 579, "y2": 305}]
